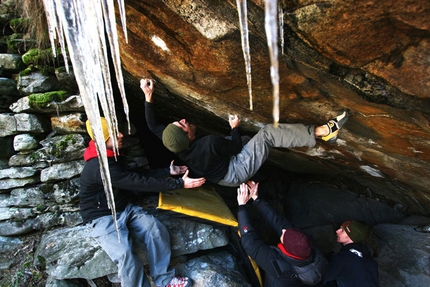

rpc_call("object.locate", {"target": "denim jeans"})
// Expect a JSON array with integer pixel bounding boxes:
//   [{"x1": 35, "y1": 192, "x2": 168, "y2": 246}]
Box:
[
  {"x1": 219, "y1": 123, "x2": 316, "y2": 186},
  {"x1": 88, "y1": 204, "x2": 175, "y2": 287}
]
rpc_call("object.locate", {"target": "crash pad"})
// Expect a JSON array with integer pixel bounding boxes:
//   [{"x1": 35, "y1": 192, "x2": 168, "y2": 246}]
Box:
[
  {"x1": 157, "y1": 186, "x2": 238, "y2": 227},
  {"x1": 158, "y1": 186, "x2": 262, "y2": 286}
]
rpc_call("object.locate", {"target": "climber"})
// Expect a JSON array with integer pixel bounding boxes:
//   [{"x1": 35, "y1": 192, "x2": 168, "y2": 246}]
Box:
[
  {"x1": 80, "y1": 117, "x2": 205, "y2": 287},
  {"x1": 141, "y1": 78, "x2": 350, "y2": 187},
  {"x1": 322, "y1": 220, "x2": 380, "y2": 287}
]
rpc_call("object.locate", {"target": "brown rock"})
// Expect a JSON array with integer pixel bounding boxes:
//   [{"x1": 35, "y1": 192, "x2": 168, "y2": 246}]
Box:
[{"x1": 112, "y1": 0, "x2": 429, "y2": 214}]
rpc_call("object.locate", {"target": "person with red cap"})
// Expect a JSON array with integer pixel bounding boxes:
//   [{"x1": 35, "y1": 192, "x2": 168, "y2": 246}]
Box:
[
  {"x1": 322, "y1": 220, "x2": 380, "y2": 287},
  {"x1": 237, "y1": 181, "x2": 328, "y2": 286}
]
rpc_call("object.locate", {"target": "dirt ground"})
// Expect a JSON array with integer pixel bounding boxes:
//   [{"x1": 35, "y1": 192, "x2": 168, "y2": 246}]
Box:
[
  {"x1": 0, "y1": 230, "x2": 117, "y2": 287},
  {"x1": 1, "y1": 231, "x2": 47, "y2": 287}
]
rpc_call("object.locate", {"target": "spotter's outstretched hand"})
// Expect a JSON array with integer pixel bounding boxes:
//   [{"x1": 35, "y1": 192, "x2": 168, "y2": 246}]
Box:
[{"x1": 182, "y1": 170, "x2": 206, "y2": 188}]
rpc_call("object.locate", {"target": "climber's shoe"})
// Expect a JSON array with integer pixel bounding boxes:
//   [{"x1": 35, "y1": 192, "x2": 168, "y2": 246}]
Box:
[{"x1": 321, "y1": 109, "x2": 350, "y2": 143}]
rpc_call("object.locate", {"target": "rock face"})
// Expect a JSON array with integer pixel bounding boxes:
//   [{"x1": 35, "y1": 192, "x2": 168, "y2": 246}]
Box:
[{"x1": 117, "y1": 0, "x2": 430, "y2": 215}]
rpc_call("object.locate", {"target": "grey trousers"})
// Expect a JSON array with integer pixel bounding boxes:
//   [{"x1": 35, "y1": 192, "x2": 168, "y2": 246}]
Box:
[{"x1": 218, "y1": 123, "x2": 316, "y2": 187}]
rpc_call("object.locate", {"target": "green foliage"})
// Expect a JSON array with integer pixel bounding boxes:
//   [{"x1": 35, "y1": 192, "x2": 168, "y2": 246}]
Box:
[
  {"x1": 51, "y1": 135, "x2": 73, "y2": 157},
  {"x1": 52, "y1": 134, "x2": 75, "y2": 158},
  {"x1": 18, "y1": 66, "x2": 35, "y2": 76},
  {"x1": 7, "y1": 254, "x2": 45, "y2": 287},
  {"x1": 28, "y1": 91, "x2": 69, "y2": 108},
  {"x1": 22, "y1": 48, "x2": 53, "y2": 66},
  {"x1": 6, "y1": 33, "x2": 24, "y2": 52},
  {"x1": 36, "y1": 256, "x2": 46, "y2": 267},
  {"x1": 35, "y1": 204, "x2": 47, "y2": 212},
  {"x1": 22, "y1": 47, "x2": 67, "y2": 74},
  {"x1": 9, "y1": 18, "x2": 31, "y2": 33},
  {"x1": 28, "y1": 150, "x2": 43, "y2": 162},
  {"x1": 6, "y1": 33, "x2": 37, "y2": 54},
  {"x1": 10, "y1": 270, "x2": 25, "y2": 287},
  {"x1": 56, "y1": 134, "x2": 73, "y2": 150}
]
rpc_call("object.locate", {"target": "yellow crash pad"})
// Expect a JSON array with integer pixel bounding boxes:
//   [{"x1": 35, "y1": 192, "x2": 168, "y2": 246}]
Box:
[
  {"x1": 158, "y1": 186, "x2": 238, "y2": 227},
  {"x1": 158, "y1": 186, "x2": 262, "y2": 286}
]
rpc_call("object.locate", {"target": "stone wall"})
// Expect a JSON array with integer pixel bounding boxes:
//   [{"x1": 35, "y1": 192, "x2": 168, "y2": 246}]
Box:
[{"x1": 0, "y1": 57, "x2": 86, "y2": 234}]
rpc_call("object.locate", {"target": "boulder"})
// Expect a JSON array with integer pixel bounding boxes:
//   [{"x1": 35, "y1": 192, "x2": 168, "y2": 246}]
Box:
[
  {"x1": 35, "y1": 215, "x2": 231, "y2": 281},
  {"x1": 375, "y1": 223, "x2": 430, "y2": 286}
]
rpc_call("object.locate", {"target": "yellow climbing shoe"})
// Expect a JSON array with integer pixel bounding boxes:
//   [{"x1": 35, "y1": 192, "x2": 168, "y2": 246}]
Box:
[{"x1": 321, "y1": 109, "x2": 350, "y2": 143}]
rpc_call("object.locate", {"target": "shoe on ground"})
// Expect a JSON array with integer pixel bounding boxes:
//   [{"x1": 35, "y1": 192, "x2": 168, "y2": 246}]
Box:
[
  {"x1": 321, "y1": 109, "x2": 350, "y2": 143},
  {"x1": 164, "y1": 276, "x2": 192, "y2": 287}
]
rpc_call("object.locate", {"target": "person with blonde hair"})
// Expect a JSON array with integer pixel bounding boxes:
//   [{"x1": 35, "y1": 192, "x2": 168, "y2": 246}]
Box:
[{"x1": 80, "y1": 117, "x2": 205, "y2": 287}]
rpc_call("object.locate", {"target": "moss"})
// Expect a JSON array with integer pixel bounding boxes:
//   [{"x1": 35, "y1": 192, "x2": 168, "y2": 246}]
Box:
[
  {"x1": 36, "y1": 204, "x2": 47, "y2": 211},
  {"x1": 52, "y1": 134, "x2": 79, "y2": 158},
  {"x1": 39, "y1": 183, "x2": 54, "y2": 194},
  {"x1": 28, "y1": 91, "x2": 69, "y2": 108},
  {"x1": 19, "y1": 66, "x2": 35, "y2": 76},
  {"x1": 28, "y1": 151, "x2": 42, "y2": 162},
  {"x1": 40, "y1": 65, "x2": 55, "y2": 75},
  {"x1": 9, "y1": 18, "x2": 30, "y2": 33},
  {"x1": 6, "y1": 33, "x2": 24, "y2": 52},
  {"x1": 54, "y1": 134, "x2": 74, "y2": 156},
  {"x1": 22, "y1": 48, "x2": 52, "y2": 66},
  {"x1": 22, "y1": 47, "x2": 68, "y2": 74}
]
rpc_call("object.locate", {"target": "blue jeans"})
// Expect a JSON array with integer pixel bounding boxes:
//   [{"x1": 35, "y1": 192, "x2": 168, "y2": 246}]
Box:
[
  {"x1": 219, "y1": 123, "x2": 316, "y2": 186},
  {"x1": 88, "y1": 204, "x2": 175, "y2": 287}
]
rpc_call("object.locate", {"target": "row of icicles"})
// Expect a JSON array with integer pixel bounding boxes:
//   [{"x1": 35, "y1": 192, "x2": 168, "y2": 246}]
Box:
[{"x1": 42, "y1": 0, "x2": 285, "y2": 241}]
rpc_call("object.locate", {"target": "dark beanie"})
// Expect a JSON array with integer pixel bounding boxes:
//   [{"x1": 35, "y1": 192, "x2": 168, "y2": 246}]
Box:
[
  {"x1": 341, "y1": 220, "x2": 371, "y2": 243},
  {"x1": 162, "y1": 124, "x2": 190, "y2": 153},
  {"x1": 282, "y1": 228, "x2": 313, "y2": 259}
]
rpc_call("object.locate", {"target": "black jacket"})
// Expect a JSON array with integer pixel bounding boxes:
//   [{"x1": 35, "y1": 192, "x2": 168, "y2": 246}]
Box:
[
  {"x1": 79, "y1": 142, "x2": 184, "y2": 224},
  {"x1": 238, "y1": 199, "x2": 316, "y2": 287},
  {"x1": 145, "y1": 101, "x2": 242, "y2": 183},
  {"x1": 323, "y1": 242, "x2": 380, "y2": 287}
]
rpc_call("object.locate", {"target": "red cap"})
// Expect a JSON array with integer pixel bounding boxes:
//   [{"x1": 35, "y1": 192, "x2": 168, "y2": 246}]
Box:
[{"x1": 281, "y1": 228, "x2": 313, "y2": 260}]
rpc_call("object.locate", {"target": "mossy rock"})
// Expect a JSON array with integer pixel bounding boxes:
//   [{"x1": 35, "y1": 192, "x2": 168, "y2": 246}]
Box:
[
  {"x1": 53, "y1": 134, "x2": 75, "y2": 157},
  {"x1": 28, "y1": 91, "x2": 70, "y2": 108},
  {"x1": 22, "y1": 48, "x2": 53, "y2": 66},
  {"x1": 19, "y1": 66, "x2": 35, "y2": 77}
]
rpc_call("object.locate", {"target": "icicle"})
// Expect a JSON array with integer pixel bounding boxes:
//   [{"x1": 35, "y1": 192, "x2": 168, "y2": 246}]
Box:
[
  {"x1": 116, "y1": 0, "x2": 128, "y2": 43},
  {"x1": 236, "y1": 0, "x2": 253, "y2": 111},
  {"x1": 43, "y1": 0, "x2": 69, "y2": 73},
  {"x1": 42, "y1": 0, "x2": 130, "y2": 242},
  {"x1": 278, "y1": 4, "x2": 284, "y2": 56},
  {"x1": 101, "y1": 0, "x2": 131, "y2": 136},
  {"x1": 264, "y1": 0, "x2": 280, "y2": 128}
]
